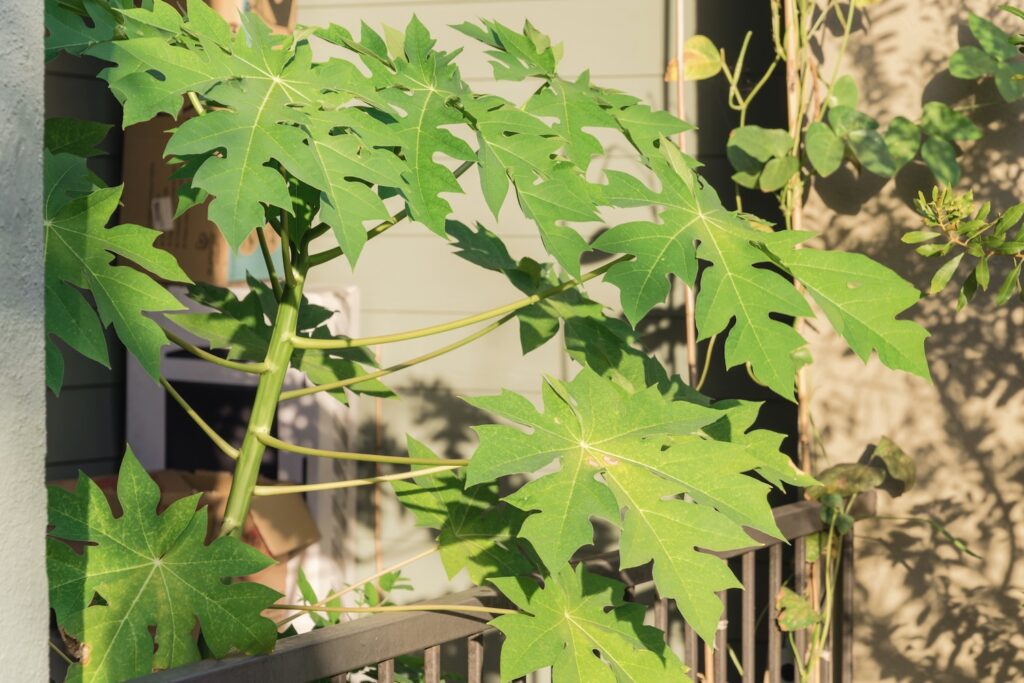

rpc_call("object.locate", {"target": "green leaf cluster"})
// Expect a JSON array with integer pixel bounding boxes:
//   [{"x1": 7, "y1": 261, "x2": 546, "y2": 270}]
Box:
[
  {"x1": 949, "y1": 12, "x2": 1024, "y2": 102},
  {"x1": 48, "y1": 448, "x2": 280, "y2": 682},
  {"x1": 464, "y1": 368, "x2": 811, "y2": 644},
  {"x1": 43, "y1": 118, "x2": 190, "y2": 394},
  {"x1": 911, "y1": 187, "x2": 1024, "y2": 308},
  {"x1": 728, "y1": 74, "x2": 984, "y2": 187}
]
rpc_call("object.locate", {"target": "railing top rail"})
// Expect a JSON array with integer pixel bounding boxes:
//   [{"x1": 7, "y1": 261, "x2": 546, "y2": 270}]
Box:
[{"x1": 133, "y1": 496, "x2": 874, "y2": 682}]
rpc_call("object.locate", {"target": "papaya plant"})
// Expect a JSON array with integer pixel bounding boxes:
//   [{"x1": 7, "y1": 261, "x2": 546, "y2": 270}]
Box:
[{"x1": 44, "y1": 1, "x2": 933, "y2": 681}]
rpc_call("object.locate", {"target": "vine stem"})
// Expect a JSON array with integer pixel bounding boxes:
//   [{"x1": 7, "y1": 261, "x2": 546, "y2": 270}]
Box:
[
  {"x1": 281, "y1": 314, "x2": 514, "y2": 401},
  {"x1": 268, "y1": 603, "x2": 517, "y2": 616},
  {"x1": 292, "y1": 255, "x2": 630, "y2": 351},
  {"x1": 671, "y1": 0, "x2": 694, "y2": 648},
  {"x1": 674, "y1": 0, "x2": 699, "y2": 391},
  {"x1": 161, "y1": 377, "x2": 239, "y2": 459},
  {"x1": 275, "y1": 547, "x2": 439, "y2": 628},
  {"x1": 256, "y1": 432, "x2": 470, "y2": 466},
  {"x1": 163, "y1": 329, "x2": 268, "y2": 374},
  {"x1": 253, "y1": 464, "x2": 462, "y2": 496},
  {"x1": 50, "y1": 641, "x2": 73, "y2": 666}
]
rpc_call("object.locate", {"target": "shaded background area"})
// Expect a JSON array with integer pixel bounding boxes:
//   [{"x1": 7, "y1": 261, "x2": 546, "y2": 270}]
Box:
[{"x1": 799, "y1": 2, "x2": 1024, "y2": 680}]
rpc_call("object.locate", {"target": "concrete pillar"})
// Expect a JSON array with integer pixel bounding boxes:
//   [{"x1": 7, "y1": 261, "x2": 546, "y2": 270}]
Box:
[{"x1": 0, "y1": 0, "x2": 49, "y2": 679}]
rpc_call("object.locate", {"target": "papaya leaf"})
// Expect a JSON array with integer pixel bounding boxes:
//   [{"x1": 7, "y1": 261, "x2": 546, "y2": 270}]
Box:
[
  {"x1": 48, "y1": 448, "x2": 280, "y2": 681},
  {"x1": 45, "y1": 118, "x2": 112, "y2": 157},
  {"x1": 466, "y1": 369, "x2": 801, "y2": 641},
  {"x1": 491, "y1": 565, "x2": 689, "y2": 682},
  {"x1": 44, "y1": 0, "x2": 130, "y2": 61},
  {"x1": 169, "y1": 284, "x2": 390, "y2": 401},
  {"x1": 776, "y1": 248, "x2": 930, "y2": 380},
  {"x1": 390, "y1": 438, "x2": 531, "y2": 584},
  {"x1": 594, "y1": 150, "x2": 813, "y2": 399},
  {"x1": 44, "y1": 156, "x2": 189, "y2": 393}
]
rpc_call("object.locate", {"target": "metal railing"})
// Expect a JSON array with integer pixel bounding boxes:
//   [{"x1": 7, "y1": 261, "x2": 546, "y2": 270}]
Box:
[{"x1": 135, "y1": 497, "x2": 874, "y2": 683}]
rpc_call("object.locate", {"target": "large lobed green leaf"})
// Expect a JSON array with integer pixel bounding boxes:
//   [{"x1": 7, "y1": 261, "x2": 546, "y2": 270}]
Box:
[
  {"x1": 492, "y1": 565, "x2": 689, "y2": 682},
  {"x1": 593, "y1": 146, "x2": 813, "y2": 399},
  {"x1": 390, "y1": 437, "x2": 531, "y2": 583},
  {"x1": 466, "y1": 368, "x2": 810, "y2": 641},
  {"x1": 48, "y1": 448, "x2": 280, "y2": 682},
  {"x1": 44, "y1": 139, "x2": 189, "y2": 393}
]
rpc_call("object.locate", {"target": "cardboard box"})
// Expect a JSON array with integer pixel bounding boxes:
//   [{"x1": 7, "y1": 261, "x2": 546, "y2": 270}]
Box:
[
  {"x1": 48, "y1": 468, "x2": 320, "y2": 595},
  {"x1": 120, "y1": 113, "x2": 284, "y2": 286},
  {"x1": 207, "y1": 0, "x2": 297, "y2": 33}
]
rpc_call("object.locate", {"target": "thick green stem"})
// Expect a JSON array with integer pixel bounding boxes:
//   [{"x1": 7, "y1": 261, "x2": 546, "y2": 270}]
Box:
[{"x1": 220, "y1": 270, "x2": 306, "y2": 538}]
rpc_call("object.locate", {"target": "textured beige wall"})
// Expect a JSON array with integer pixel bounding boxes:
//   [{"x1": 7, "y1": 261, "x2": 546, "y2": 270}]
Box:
[{"x1": 801, "y1": 2, "x2": 1024, "y2": 680}]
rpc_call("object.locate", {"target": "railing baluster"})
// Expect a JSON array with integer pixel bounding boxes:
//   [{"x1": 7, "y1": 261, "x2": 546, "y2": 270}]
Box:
[
  {"x1": 126, "y1": 500, "x2": 866, "y2": 683},
  {"x1": 467, "y1": 634, "x2": 483, "y2": 683},
  {"x1": 715, "y1": 591, "x2": 727, "y2": 683},
  {"x1": 742, "y1": 551, "x2": 755, "y2": 683},
  {"x1": 794, "y1": 536, "x2": 808, "y2": 668},
  {"x1": 684, "y1": 623, "x2": 698, "y2": 676},
  {"x1": 840, "y1": 532, "x2": 854, "y2": 683},
  {"x1": 424, "y1": 645, "x2": 441, "y2": 683},
  {"x1": 654, "y1": 597, "x2": 669, "y2": 637},
  {"x1": 768, "y1": 543, "x2": 782, "y2": 683}
]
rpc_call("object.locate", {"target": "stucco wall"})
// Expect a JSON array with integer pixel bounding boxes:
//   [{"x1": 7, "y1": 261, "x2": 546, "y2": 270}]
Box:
[
  {"x1": 800, "y1": 2, "x2": 1024, "y2": 680},
  {"x1": 0, "y1": 0, "x2": 50, "y2": 679}
]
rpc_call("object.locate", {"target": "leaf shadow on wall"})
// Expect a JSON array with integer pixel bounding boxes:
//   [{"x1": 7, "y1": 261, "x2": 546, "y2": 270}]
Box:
[{"x1": 805, "y1": 3, "x2": 1024, "y2": 679}]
